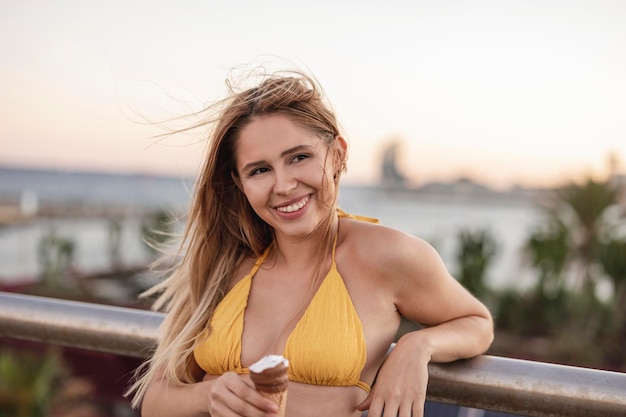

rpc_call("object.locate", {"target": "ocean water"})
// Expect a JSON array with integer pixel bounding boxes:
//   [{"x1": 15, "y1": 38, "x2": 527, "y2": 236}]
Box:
[
  {"x1": 338, "y1": 186, "x2": 541, "y2": 290},
  {"x1": 0, "y1": 173, "x2": 543, "y2": 290}
]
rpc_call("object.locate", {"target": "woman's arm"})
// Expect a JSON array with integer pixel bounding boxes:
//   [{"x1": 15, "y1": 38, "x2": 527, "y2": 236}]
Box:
[
  {"x1": 357, "y1": 228, "x2": 493, "y2": 417},
  {"x1": 142, "y1": 374, "x2": 212, "y2": 417},
  {"x1": 395, "y1": 241, "x2": 493, "y2": 357},
  {"x1": 141, "y1": 370, "x2": 280, "y2": 417},
  {"x1": 392, "y1": 236, "x2": 494, "y2": 359}
]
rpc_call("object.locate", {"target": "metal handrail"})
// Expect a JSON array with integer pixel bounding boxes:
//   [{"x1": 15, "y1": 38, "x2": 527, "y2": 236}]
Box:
[{"x1": 1, "y1": 291, "x2": 624, "y2": 417}]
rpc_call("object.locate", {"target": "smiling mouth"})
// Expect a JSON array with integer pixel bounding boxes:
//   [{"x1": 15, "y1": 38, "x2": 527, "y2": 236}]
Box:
[{"x1": 276, "y1": 195, "x2": 310, "y2": 213}]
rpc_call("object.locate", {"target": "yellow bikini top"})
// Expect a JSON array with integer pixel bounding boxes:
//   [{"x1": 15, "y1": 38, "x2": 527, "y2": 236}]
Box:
[{"x1": 193, "y1": 211, "x2": 378, "y2": 392}]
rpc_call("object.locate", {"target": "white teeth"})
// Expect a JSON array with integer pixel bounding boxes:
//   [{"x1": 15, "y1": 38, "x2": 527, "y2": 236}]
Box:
[{"x1": 277, "y1": 196, "x2": 309, "y2": 213}]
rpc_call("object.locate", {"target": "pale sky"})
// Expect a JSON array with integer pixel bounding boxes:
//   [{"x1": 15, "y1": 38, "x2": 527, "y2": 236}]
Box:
[{"x1": 1, "y1": 0, "x2": 626, "y2": 189}]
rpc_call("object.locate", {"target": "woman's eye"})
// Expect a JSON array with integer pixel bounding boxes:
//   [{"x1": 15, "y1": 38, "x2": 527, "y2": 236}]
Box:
[
  {"x1": 250, "y1": 167, "x2": 269, "y2": 176},
  {"x1": 292, "y1": 154, "x2": 309, "y2": 163}
]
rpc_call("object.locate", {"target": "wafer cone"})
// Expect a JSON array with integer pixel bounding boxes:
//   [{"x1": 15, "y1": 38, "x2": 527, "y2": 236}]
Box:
[
  {"x1": 249, "y1": 355, "x2": 289, "y2": 416},
  {"x1": 257, "y1": 389, "x2": 287, "y2": 416}
]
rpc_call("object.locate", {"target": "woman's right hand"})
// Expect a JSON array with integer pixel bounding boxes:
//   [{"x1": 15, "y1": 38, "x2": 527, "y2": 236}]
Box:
[{"x1": 204, "y1": 372, "x2": 279, "y2": 417}]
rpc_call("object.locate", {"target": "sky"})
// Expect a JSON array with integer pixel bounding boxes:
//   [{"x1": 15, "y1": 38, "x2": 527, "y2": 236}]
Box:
[{"x1": 1, "y1": 0, "x2": 626, "y2": 189}]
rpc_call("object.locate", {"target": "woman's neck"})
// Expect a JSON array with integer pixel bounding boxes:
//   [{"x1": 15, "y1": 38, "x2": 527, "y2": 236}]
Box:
[{"x1": 272, "y1": 215, "x2": 338, "y2": 270}]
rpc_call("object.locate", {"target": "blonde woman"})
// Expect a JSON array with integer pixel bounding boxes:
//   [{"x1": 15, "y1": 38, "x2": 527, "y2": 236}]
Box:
[{"x1": 129, "y1": 69, "x2": 494, "y2": 417}]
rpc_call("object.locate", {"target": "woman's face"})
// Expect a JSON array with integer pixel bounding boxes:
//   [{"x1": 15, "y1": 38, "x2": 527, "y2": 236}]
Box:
[{"x1": 234, "y1": 113, "x2": 345, "y2": 240}]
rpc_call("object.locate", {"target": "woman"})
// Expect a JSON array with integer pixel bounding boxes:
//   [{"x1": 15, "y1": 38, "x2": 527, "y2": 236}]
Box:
[{"x1": 129, "y1": 69, "x2": 494, "y2": 417}]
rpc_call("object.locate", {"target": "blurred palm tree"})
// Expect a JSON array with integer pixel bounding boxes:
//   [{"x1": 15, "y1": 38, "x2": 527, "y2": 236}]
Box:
[
  {"x1": 523, "y1": 175, "x2": 624, "y2": 346},
  {"x1": 530, "y1": 177, "x2": 620, "y2": 298},
  {"x1": 554, "y1": 178, "x2": 620, "y2": 294},
  {"x1": 455, "y1": 228, "x2": 497, "y2": 301}
]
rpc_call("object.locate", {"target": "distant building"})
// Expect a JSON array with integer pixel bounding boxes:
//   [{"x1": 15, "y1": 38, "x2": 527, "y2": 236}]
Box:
[{"x1": 380, "y1": 142, "x2": 406, "y2": 187}]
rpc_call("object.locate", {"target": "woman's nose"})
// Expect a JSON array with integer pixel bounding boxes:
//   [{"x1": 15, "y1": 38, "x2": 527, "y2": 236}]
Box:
[{"x1": 273, "y1": 168, "x2": 297, "y2": 195}]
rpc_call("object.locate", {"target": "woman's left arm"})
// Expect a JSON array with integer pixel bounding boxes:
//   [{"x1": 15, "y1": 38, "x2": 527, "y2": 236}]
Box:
[
  {"x1": 394, "y1": 234, "x2": 494, "y2": 360},
  {"x1": 358, "y1": 230, "x2": 493, "y2": 417}
]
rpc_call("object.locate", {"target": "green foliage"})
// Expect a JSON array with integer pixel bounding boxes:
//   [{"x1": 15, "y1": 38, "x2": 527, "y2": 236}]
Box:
[
  {"x1": 455, "y1": 228, "x2": 496, "y2": 300},
  {"x1": 556, "y1": 178, "x2": 618, "y2": 234},
  {"x1": 525, "y1": 176, "x2": 621, "y2": 299},
  {"x1": 598, "y1": 238, "x2": 626, "y2": 290},
  {"x1": 0, "y1": 348, "x2": 63, "y2": 417},
  {"x1": 495, "y1": 172, "x2": 626, "y2": 371},
  {"x1": 552, "y1": 177, "x2": 620, "y2": 293},
  {"x1": 598, "y1": 237, "x2": 626, "y2": 333},
  {"x1": 495, "y1": 288, "x2": 570, "y2": 337},
  {"x1": 525, "y1": 217, "x2": 570, "y2": 297},
  {"x1": 37, "y1": 228, "x2": 75, "y2": 289}
]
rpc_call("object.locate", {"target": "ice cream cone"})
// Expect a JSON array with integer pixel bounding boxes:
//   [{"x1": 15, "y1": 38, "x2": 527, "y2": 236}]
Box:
[
  {"x1": 249, "y1": 355, "x2": 289, "y2": 416},
  {"x1": 257, "y1": 389, "x2": 288, "y2": 416}
]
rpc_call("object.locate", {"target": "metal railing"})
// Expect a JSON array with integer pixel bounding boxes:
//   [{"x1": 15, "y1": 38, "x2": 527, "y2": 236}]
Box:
[{"x1": 1, "y1": 291, "x2": 625, "y2": 417}]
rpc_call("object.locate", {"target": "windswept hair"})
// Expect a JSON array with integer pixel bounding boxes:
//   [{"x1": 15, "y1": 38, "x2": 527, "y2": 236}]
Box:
[{"x1": 127, "y1": 68, "x2": 347, "y2": 407}]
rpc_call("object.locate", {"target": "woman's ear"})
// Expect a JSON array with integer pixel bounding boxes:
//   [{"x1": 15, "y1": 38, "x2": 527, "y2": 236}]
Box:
[
  {"x1": 231, "y1": 171, "x2": 243, "y2": 191},
  {"x1": 333, "y1": 136, "x2": 348, "y2": 172}
]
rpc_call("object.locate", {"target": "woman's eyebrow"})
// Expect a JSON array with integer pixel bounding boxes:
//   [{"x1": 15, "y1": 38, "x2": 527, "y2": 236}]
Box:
[{"x1": 280, "y1": 144, "x2": 314, "y2": 157}]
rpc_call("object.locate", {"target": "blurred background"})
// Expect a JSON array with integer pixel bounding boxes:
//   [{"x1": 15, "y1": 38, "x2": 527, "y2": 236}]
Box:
[{"x1": 1, "y1": 1, "x2": 626, "y2": 416}]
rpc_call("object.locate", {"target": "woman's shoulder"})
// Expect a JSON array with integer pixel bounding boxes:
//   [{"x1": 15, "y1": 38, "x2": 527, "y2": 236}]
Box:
[
  {"x1": 339, "y1": 216, "x2": 435, "y2": 270},
  {"x1": 339, "y1": 216, "x2": 449, "y2": 296}
]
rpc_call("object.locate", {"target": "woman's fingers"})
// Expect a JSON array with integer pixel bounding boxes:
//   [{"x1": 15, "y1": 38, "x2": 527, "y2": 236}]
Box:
[{"x1": 208, "y1": 372, "x2": 278, "y2": 417}]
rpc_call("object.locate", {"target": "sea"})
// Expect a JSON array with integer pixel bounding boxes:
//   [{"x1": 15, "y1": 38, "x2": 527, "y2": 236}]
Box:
[{"x1": 0, "y1": 167, "x2": 542, "y2": 291}]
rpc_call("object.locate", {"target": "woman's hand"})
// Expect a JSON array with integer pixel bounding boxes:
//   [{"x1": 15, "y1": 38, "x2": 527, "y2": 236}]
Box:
[
  {"x1": 356, "y1": 334, "x2": 431, "y2": 417},
  {"x1": 205, "y1": 372, "x2": 279, "y2": 417}
]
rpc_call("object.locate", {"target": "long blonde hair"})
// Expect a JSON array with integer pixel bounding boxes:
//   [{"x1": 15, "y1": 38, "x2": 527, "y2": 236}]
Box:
[{"x1": 127, "y1": 68, "x2": 347, "y2": 407}]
